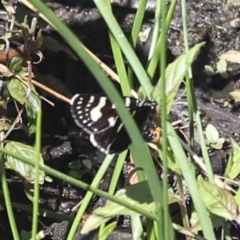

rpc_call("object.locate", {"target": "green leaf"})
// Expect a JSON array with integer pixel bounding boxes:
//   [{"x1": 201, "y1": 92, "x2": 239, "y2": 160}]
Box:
[
  {"x1": 44, "y1": 175, "x2": 53, "y2": 183},
  {"x1": 126, "y1": 181, "x2": 153, "y2": 203},
  {"x1": 10, "y1": 56, "x2": 23, "y2": 73},
  {"x1": 131, "y1": 215, "x2": 143, "y2": 240},
  {"x1": 216, "y1": 59, "x2": 227, "y2": 74},
  {"x1": 5, "y1": 141, "x2": 45, "y2": 184},
  {"x1": 204, "y1": 65, "x2": 215, "y2": 76},
  {"x1": 21, "y1": 15, "x2": 30, "y2": 31},
  {"x1": 138, "y1": 27, "x2": 151, "y2": 43},
  {"x1": 7, "y1": 78, "x2": 41, "y2": 134},
  {"x1": 36, "y1": 29, "x2": 43, "y2": 49},
  {"x1": 205, "y1": 124, "x2": 219, "y2": 144},
  {"x1": 25, "y1": 94, "x2": 41, "y2": 134},
  {"x1": 7, "y1": 78, "x2": 27, "y2": 105},
  {"x1": 190, "y1": 211, "x2": 202, "y2": 233},
  {"x1": 81, "y1": 189, "x2": 156, "y2": 234},
  {"x1": 225, "y1": 138, "x2": 240, "y2": 179},
  {"x1": 198, "y1": 176, "x2": 237, "y2": 220},
  {"x1": 125, "y1": 181, "x2": 181, "y2": 205},
  {"x1": 210, "y1": 137, "x2": 225, "y2": 150},
  {"x1": 229, "y1": 90, "x2": 240, "y2": 102},
  {"x1": 98, "y1": 222, "x2": 117, "y2": 240},
  {"x1": 234, "y1": 188, "x2": 240, "y2": 206},
  {"x1": 153, "y1": 42, "x2": 205, "y2": 113}
]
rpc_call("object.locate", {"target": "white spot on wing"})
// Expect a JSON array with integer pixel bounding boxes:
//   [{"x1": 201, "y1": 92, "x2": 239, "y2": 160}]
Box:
[
  {"x1": 90, "y1": 134, "x2": 98, "y2": 147},
  {"x1": 108, "y1": 117, "x2": 116, "y2": 127},
  {"x1": 70, "y1": 94, "x2": 80, "y2": 106},
  {"x1": 89, "y1": 134, "x2": 108, "y2": 154},
  {"x1": 90, "y1": 98, "x2": 106, "y2": 122},
  {"x1": 89, "y1": 96, "x2": 95, "y2": 103},
  {"x1": 125, "y1": 97, "x2": 131, "y2": 107},
  {"x1": 138, "y1": 100, "x2": 145, "y2": 107}
]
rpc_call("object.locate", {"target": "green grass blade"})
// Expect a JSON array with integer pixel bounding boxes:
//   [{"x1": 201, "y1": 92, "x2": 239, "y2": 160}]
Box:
[
  {"x1": 159, "y1": 0, "x2": 174, "y2": 239},
  {"x1": 131, "y1": 0, "x2": 148, "y2": 47},
  {"x1": 110, "y1": 34, "x2": 131, "y2": 96},
  {"x1": 181, "y1": 0, "x2": 196, "y2": 148},
  {"x1": 195, "y1": 111, "x2": 214, "y2": 182},
  {"x1": 166, "y1": 122, "x2": 216, "y2": 240},
  {"x1": 105, "y1": 0, "x2": 131, "y2": 95},
  {"x1": 148, "y1": 0, "x2": 161, "y2": 60},
  {"x1": 147, "y1": 0, "x2": 178, "y2": 79},
  {"x1": 99, "y1": 150, "x2": 128, "y2": 237},
  {"x1": 0, "y1": 151, "x2": 20, "y2": 240},
  {"x1": 128, "y1": 0, "x2": 148, "y2": 86},
  {"x1": 31, "y1": 109, "x2": 42, "y2": 240}
]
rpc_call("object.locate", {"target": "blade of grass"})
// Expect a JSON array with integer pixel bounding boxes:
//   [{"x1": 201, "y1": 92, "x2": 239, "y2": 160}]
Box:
[
  {"x1": 147, "y1": 0, "x2": 178, "y2": 79},
  {"x1": 181, "y1": 0, "x2": 196, "y2": 150},
  {"x1": 110, "y1": 36, "x2": 131, "y2": 96},
  {"x1": 131, "y1": 0, "x2": 148, "y2": 47},
  {"x1": 148, "y1": 0, "x2": 161, "y2": 60},
  {"x1": 108, "y1": 151, "x2": 128, "y2": 193},
  {"x1": 128, "y1": 0, "x2": 148, "y2": 86},
  {"x1": 99, "y1": 150, "x2": 128, "y2": 237},
  {"x1": 105, "y1": 0, "x2": 131, "y2": 96},
  {"x1": 146, "y1": 218, "x2": 155, "y2": 240},
  {"x1": 0, "y1": 151, "x2": 20, "y2": 240},
  {"x1": 166, "y1": 121, "x2": 216, "y2": 240},
  {"x1": 31, "y1": 109, "x2": 42, "y2": 240},
  {"x1": 159, "y1": 0, "x2": 174, "y2": 239},
  {"x1": 195, "y1": 111, "x2": 214, "y2": 183}
]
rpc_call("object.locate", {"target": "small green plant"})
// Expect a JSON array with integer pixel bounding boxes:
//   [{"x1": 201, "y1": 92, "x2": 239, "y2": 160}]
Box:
[{"x1": 204, "y1": 59, "x2": 228, "y2": 81}]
